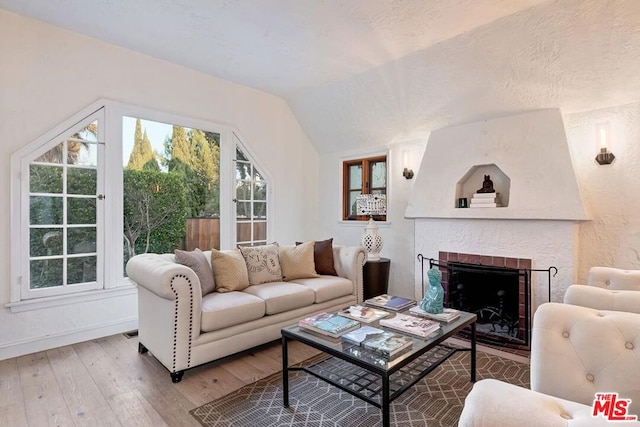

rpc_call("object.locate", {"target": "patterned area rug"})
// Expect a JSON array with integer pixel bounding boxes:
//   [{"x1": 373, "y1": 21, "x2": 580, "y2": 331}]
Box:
[{"x1": 190, "y1": 350, "x2": 529, "y2": 427}]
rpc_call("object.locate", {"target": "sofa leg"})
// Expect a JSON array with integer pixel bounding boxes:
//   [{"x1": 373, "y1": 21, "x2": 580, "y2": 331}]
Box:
[
  {"x1": 138, "y1": 343, "x2": 148, "y2": 354},
  {"x1": 171, "y1": 371, "x2": 184, "y2": 383}
]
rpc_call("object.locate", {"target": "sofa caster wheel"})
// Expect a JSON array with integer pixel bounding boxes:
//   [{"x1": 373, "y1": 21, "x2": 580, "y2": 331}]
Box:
[
  {"x1": 171, "y1": 371, "x2": 184, "y2": 383},
  {"x1": 138, "y1": 343, "x2": 148, "y2": 354}
]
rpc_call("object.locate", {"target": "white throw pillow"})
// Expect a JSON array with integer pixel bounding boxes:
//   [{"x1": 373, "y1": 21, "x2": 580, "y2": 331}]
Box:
[{"x1": 239, "y1": 243, "x2": 283, "y2": 285}]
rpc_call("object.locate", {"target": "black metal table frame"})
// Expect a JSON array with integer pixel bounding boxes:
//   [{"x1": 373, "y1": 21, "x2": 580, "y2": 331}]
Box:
[{"x1": 282, "y1": 316, "x2": 476, "y2": 427}]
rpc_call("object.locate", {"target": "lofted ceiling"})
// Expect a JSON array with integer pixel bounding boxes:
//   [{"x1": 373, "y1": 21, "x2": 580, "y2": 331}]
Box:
[{"x1": 2, "y1": 0, "x2": 640, "y2": 154}]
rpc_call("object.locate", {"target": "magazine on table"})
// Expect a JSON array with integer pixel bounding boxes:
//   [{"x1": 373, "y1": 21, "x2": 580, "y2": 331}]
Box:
[
  {"x1": 342, "y1": 326, "x2": 413, "y2": 359},
  {"x1": 341, "y1": 325, "x2": 385, "y2": 345},
  {"x1": 338, "y1": 305, "x2": 390, "y2": 323},
  {"x1": 379, "y1": 313, "x2": 441, "y2": 339},
  {"x1": 361, "y1": 331, "x2": 413, "y2": 359},
  {"x1": 408, "y1": 306, "x2": 461, "y2": 323},
  {"x1": 298, "y1": 312, "x2": 360, "y2": 338},
  {"x1": 364, "y1": 294, "x2": 416, "y2": 311}
]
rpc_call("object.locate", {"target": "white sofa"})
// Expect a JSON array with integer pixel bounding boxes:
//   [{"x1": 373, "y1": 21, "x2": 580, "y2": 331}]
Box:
[
  {"x1": 459, "y1": 302, "x2": 640, "y2": 426},
  {"x1": 126, "y1": 244, "x2": 366, "y2": 382},
  {"x1": 564, "y1": 266, "x2": 640, "y2": 314}
]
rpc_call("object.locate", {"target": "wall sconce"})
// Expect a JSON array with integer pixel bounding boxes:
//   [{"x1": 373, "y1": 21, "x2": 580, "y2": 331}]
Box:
[
  {"x1": 402, "y1": 150, "x2": 414, "y2": 179},
  {"x1": 595, "y1": 122, "x2": 615, "y2": 165}
]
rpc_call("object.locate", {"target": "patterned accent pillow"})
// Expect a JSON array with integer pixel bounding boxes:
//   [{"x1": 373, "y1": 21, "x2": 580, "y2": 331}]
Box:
[
  {"x1": 211, "y1": 249, "x2": 250, "y2": 293},
  {"x1": 296, "y1": 238, "x2": 337, "y2": 276},
  {"x1": 279, "y1": 241, "x2": 319, "y2": 281},
  {"x1": 239, "y1": 243, "x2": 283, "y2": 285},
  {"x1": 175, "y1": 248, "x2": 216, "y2": 295}
]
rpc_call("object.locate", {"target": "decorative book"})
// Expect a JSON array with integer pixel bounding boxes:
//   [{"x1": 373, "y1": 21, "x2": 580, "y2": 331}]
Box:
[
  {"x1": 408, "y1": 306, "x2": 461, "y2": 323},
  {"x1": 361, "y1": 331, "x2": 413, "y2": 358},
  {"x1": 338, "y1": 305, "x2": 391, "y2": 323},
  {"x1": 341, "y1": 325, "x2": 385, "y2": 345},
  {"x1": 379, "y1": 313, "x2": 441, "y2": 339},
  {"x1": 364, "y1": 294, "x2": 416, "y2": 311},
  {"x1": 298, "y1": 312, "x2": 360, "y2": 338}
]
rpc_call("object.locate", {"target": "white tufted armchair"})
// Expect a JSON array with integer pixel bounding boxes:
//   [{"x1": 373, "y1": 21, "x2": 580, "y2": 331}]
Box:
[
  {"x1": 564, "y1": 267, "x2": 640, "y2": 314},
  {"x1": 458, "y1": 302, "x2": 640, "y2": 426}
]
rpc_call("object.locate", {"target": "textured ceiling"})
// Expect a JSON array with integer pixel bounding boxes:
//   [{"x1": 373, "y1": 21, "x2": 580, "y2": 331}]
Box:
[{"x1": 2, "y1": 0, "x2": 639, "y2": 154}]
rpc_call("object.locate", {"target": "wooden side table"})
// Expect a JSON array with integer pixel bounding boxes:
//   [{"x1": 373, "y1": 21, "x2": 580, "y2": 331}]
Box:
[{"x1": 363, "y1": 257, "x2": 390, "y2": 300}]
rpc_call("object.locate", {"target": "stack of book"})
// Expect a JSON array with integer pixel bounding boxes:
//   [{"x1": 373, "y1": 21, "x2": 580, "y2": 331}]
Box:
[
  {"x1": 338, "y1": 305, "x2": 390, "y2": 323},
  {"x1": 364, "y1": 294, "x2": 416, "y2": 311},
  {"x1": 342, "y1": 326, "x2": 413, "y2": 359},
  {"x1": 298, "y1": 312, "x2": 360, "y2": 338},
  {"x1": 470, "y1": 192, "x2": 501, "y2": 208},
  {"x1": 408, "y1": 306, "x2": 461, "y2": 323},
  {"x1": 379, "y1": 313, "x2": 441, "y2": 339}
]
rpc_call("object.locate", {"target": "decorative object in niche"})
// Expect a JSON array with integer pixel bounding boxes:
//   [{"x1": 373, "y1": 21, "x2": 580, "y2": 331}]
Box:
[{"x1": 477, "y1": 175, "x2": 496, "y2": 193}]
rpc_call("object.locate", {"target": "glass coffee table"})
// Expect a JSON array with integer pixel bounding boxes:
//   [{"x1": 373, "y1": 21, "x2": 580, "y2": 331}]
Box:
[{"x1": 281, "y1": 310, "x2": 477, "y2": 427}]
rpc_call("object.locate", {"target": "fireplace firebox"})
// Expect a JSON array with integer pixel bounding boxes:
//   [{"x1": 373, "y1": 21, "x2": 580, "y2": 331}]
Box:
[{"x1": 417, "y1": 252, "x2": 555, "y2": 349}]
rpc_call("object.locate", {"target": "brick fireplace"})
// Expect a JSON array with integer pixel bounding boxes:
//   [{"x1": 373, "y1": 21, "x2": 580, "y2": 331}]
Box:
[{"x1": 438, "y1": 251, "x2": 532, "y2": 348}]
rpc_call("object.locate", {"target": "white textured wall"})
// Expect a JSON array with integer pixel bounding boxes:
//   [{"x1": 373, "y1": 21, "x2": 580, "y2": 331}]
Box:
[
  {"x1": 414, "y1": 219, "x2": 578, "y2": 310},
  {"x1": 0, "y1": 10, "x2": 318, "y2": 359},
  {"x1": 564, "y1": 102, "x2": 640, "y2": 282}
]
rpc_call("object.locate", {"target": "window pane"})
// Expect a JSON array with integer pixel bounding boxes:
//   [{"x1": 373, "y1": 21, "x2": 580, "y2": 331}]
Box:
[
  {"x1": 236, "y1": 201, "x2": 250, "y2": 218},
  {"x1": 237, "y1": 222, "x2": 251, "y2": 242},
  {"x1": 254, "y1": 169, "x2": 267, "y2": 201},
  {"x1": 69, "y1": 140, "x2": 98, "y2": 166},
  {"x1": 349, "y1": 191, "x2": 361, "y2": 216},
  {"x1": 253, "y1": 222, "x2": 266, "y2": 241},
  {"x1": 67, "y1": 167, "x2": 97, "y2": 195},
  {"x1": 68, "y1": 256, "x2": 97, "y2": 284},
  {"x1": 76, "y1": 121, "x2": 98, "y2": 143},
  {"x1": 30, "y1": 196, "x2": 63, "y2": 225},
  {"x1": 236, "y1": 161, "x2": 251, "y2": 181},
  {"x1": 34, "y1": 142, "x2": 63, "y2": 164},
  {"x1": 371, "y1": 161, "x2": 386, "y2": 188},
  {"x1": 253, "y1": 202, "x2": 266, "y2": 219},
  {"x1": 30, "y1": 164, "x2": 63, "y2": 193},
  {"x1": 236, "y1": 181, "x2": 251, "y2": 201},
  {"x1": 236, "y1": 148, "x2": 248, "y2": 161},
  {"x1": 30, "y1": 228, "x2": 62, "y2": 257},
  {"x1": 68, "y1": 198, "x2": 96, "y2": 224},
  {"x1": 349, "y1": 164, "x2": 362, "y2": 190},
  {"x1": 30, "y1": 259, "x2": 63, "y2": 289},
  {"x1": 68, "y1": 227, "x2": 96, "y2": 254}
]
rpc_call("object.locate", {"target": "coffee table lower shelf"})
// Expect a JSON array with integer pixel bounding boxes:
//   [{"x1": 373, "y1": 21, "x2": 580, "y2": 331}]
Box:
[{"x1": 292, "y1": 344, "x2": 462, "y2": 407}]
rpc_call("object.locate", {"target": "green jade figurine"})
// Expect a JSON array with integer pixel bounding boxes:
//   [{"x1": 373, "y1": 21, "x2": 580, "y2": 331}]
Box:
[{"x1": 419, "y1": 267, "x2": 444, "y2": 314}]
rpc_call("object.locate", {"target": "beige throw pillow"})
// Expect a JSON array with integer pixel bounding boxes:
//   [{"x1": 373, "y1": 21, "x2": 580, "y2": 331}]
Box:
[
  {"x1": 239, "y1": 243, "x2": 283, "y2": 285},
  {"x1": 174, "y1": 248, "x2": 216, "y2": 295},
  {"x1": 211, "y1": 249, "x2": 250, "y2": 293},
  {"x1": 279, "y1": 241, "x2": 319, "y2": 281}
]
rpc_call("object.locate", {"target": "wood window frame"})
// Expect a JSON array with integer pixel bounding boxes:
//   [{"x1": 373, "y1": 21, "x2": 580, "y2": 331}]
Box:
[{"x1": 342, "y1": 155, "x2": 387, "y2": 221}]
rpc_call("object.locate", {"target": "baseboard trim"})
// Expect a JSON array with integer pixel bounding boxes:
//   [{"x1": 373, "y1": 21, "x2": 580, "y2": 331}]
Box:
[{"x1": 0, "y1": 317, "x2": 138, "y2": 360}]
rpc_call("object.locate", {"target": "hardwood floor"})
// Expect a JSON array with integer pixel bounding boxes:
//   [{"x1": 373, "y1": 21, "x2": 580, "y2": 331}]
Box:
[{"x1": 1, "y1": 333, "x2": 321, "y2": 427}]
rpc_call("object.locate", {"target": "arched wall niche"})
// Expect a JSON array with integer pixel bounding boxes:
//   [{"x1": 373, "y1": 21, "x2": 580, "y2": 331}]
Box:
[{"x1": 455, "y1": 163, "x2": 510, "y2": 207}]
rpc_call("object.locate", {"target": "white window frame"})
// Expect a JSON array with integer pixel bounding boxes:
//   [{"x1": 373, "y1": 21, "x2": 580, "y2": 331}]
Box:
[{"x1": 8, "y1": 99, "x2": 273, "y2": 312}]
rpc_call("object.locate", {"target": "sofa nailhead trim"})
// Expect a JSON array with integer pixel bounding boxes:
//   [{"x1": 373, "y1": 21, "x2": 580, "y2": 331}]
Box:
[
  {"x1": 170, "y1": 274, "x2": 194, "y2": 373},
  {"x1": 562, "y1": 331, "x2": 569, "y2": 338},
  {"x1": 605, "y1": 280, "x2": 611, "y2": 286},
  {"x1": 586, "y1": 374, "x2": 594, "y2": 382},
  {"x1": 626, "y1": 342, "x2": 635, "y2": 349}
]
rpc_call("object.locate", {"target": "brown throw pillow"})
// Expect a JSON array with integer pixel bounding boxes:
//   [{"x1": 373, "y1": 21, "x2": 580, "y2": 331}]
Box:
[
  {"x1": 296, "y1": 238, "x2": 337, "y2": 276},
  {"x1": 279, "y1": 241, "x2": 319, "y2": 281},
  {"x1": 211, "y1": 249, "x2": 250, "y2": 293},
  {"x1": 174, "y1": 248, "x2": 216, "y2": 295}
]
